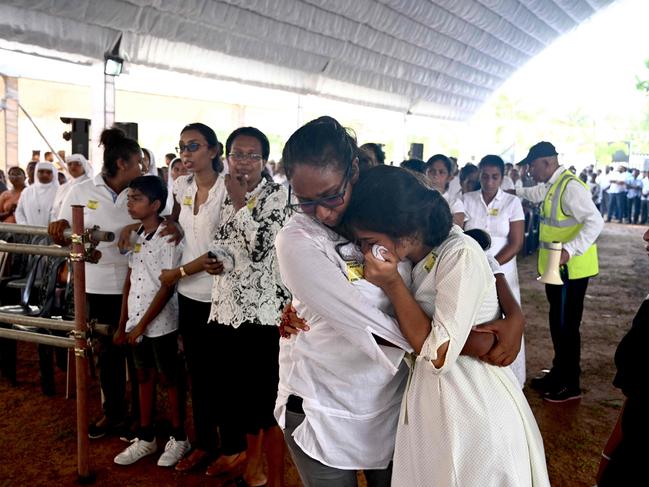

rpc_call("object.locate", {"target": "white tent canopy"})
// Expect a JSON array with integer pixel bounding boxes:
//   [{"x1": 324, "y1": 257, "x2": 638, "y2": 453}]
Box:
[{"x1": 0, "y1": 0, "x2": 615, "y2": 120}]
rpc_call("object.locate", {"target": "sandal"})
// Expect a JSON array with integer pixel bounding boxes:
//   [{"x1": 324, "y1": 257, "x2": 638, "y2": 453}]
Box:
[
  {"x1": 175, "y1": 449, "x2": 210, "y2": 472},
  {"x1": 205, "y1": 452, "x2": 247, "y2": 477}
]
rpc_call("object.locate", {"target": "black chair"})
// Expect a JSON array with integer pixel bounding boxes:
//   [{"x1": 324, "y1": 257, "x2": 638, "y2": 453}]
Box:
[
  {"x1": 9, "y1": 256, "x2": 72, "y2": 396},
  {"x1": 0, "y1": 244, "x2": 46, "y2": 386}
]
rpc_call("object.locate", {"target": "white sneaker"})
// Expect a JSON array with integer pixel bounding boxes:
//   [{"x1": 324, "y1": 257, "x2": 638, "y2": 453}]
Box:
[
  {"x1": 114, "y1": 438, "x2": 158, "y2": 465},
  {"x1": 157, "y1": 436, "x2": 191, "y2": 467}
]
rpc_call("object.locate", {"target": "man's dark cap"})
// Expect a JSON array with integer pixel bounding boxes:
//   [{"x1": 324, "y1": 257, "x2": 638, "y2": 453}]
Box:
[{"x1": 517, "y1": 141, "x2": 557, "y2": 166}]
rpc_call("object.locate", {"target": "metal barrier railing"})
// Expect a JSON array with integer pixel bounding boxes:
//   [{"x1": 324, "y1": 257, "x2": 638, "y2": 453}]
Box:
[
  {"x1": 0, "y1": 208, "x2": 106, "y2": 483},
  {"x1": 0, "y1": 313, "x2": 111, "y2": 336}
]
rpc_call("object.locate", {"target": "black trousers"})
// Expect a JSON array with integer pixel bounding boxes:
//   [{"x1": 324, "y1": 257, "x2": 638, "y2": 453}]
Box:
[
  {"x1": 87, "y1": 293, "x2": 138, "y2": 423},
  {"x1": 178, "y1": 293, "x2": 246, "y2": 455},
  {"x1": 545, "y1": 277, "x2": 589, "y2": 389}
]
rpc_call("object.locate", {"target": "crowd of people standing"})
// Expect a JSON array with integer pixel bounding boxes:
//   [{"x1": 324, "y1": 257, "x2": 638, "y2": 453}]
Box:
[{"x1": 0, "y1": 115, "x2": 643, "y2": 486}]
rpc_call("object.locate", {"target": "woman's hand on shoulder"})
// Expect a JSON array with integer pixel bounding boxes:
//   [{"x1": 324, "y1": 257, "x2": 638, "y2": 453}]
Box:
[
  {"x1": 160, "y1": 218, "x2": 184, "y2": 244},
  {"x1": 362, "y1": 247, "x2": 401, "y2": 290},
  {"x1": 118, "y1": 223, "x2": 140, "y2": 253},
  {"x1": 48, "y1": 219, "x2": 71, "y2": 246}
]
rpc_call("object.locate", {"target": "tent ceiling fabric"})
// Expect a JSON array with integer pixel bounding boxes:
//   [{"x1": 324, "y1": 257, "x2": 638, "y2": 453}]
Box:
[{"x1": 0, "y1": 0, "x2": 615, "y2": 120}]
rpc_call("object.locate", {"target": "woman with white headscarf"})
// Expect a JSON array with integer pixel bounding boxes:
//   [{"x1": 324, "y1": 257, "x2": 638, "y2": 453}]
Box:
[
  {"x1": 15, "y1": 161, "x2": 59, "y2": 226},
  {"x1": 142, "y1": 148, "x2": 158, "y2": 177},
  {"x1": 51, "y1": 154, "x2": 91, "y2": 220}
]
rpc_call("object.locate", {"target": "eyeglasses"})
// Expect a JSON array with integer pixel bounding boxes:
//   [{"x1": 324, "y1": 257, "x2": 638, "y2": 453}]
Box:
[
  {"x1": 228, "y1": 152, "x2": 264, "y2": 162},
  {"x1": 175, "y1": 142, "x2": 207, "y2": 154},
  {"x1": 287, "y1": 163, "x2": 352, "y2": 215}
]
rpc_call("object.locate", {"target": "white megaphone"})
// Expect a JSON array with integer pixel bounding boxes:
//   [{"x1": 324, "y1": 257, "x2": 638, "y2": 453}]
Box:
[{"x1": 538, "y1": 241, "x2": 564, "y2": 285}]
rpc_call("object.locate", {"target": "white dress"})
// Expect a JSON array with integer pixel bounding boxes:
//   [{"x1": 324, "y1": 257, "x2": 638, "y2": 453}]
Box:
[
  {"x1": 392, "y1": 227, "x2": 549, "y2": 487},
  {"x1": 463, "y1": 189, "x2": 526, "y2": 387}
]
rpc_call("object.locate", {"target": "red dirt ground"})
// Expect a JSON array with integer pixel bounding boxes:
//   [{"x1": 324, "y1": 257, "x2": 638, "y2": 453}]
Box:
[{"x1": 0, "y1": 222, "x2": 645, "y2": 487}]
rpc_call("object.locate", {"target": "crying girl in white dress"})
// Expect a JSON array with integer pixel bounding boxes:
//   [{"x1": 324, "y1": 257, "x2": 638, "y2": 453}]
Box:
[{"x1": 344, "y1": 166, "x2": 550, "y2": 487}]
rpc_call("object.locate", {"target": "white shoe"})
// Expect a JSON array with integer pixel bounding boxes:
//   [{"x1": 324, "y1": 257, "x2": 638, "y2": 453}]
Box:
[
  {"x1": 114, "y1": 438, "x2": 158, "y2": 465},
  {"x1": 157, "y1": 436, "x2": 191, "y2": 467}
]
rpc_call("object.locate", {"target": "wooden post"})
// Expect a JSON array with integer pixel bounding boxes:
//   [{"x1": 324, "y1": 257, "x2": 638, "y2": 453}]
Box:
[{"x1": 71, "y1": 205, "x2": 94, "y2": 483}]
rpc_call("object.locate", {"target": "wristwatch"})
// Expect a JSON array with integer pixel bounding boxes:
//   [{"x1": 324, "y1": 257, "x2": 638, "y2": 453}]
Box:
[{"x1": 179, "y1": 266, "x2": 187, "y2": 278}]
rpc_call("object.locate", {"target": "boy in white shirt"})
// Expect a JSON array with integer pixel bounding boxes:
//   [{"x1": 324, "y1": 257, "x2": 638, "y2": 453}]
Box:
[{"x1": 113, "y1": 176, "x2": 189, "y2": 467}]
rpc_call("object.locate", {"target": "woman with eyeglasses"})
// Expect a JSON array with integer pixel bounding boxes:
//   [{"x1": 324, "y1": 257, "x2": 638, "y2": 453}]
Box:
[
  {"x1": 157, "y1": 123, "x2": 247, "y2": 474},
  {"x1": 275, "y1": 116, "x2": 524, "y2": 486}
]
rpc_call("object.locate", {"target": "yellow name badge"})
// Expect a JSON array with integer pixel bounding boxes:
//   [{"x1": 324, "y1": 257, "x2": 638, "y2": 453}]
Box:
[
  {"x1": 423, "y1": 251, "x2": 437, "y2": 273},
  {"x1": 346, "y1": 262, "x2": 364, "y2": 282},
  {"x1": 87, "y1": 200, "x2": 98, "y2": 210},
  {"x1": 488, "y1": 208, "x2": 499, "y2": 216},
  {"x1": 183, "y1": 196, "x2": 193, "y2": 206},
  {"x1": 246, "y1": 196, "x2": 257, "y2": 210},
  {"x1": 134, "y1": 243, "x2": 142, "y2": 253}
]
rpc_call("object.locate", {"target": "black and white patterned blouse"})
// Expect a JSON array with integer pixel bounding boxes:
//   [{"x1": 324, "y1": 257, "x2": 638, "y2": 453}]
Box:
[{"x1": 208, "y1": 178, "x2": 291, "y2": 327}]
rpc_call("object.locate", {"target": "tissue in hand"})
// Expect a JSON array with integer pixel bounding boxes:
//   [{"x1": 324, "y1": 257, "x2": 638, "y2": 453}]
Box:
[{"x1": 371, "y1": 244, "x2": 388, "y2": 262}]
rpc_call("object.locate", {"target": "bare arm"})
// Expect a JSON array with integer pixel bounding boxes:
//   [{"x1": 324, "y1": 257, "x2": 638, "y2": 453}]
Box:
[
  {"x1": 380, "y1": 277, "x2": 432, "y2": 355},
  {"x1": 113, "y1": 269, "x2": 132, "y2": 345},
  {"x1": 475, "y1": 274, "x2": 524, "y2": 366},
  {"x1": 494, "y1": 220, "x2": 524, "y2": 265},
  {"x1": 159, "y1": 252, "x2": 223, "y2": 286}
]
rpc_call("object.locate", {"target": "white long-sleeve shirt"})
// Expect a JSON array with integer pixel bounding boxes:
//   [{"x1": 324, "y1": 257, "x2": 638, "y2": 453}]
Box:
[
  {"x1": 274, "y1": 213, "x2": 412, "y2": 470},
  {"x1": 515, "y1": 166, "x2": 604, "y2": 258}
]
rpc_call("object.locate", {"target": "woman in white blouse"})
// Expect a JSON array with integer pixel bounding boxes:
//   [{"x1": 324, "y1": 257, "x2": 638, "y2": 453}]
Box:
[
  {"x1": 464, "y1": 155, "x2": 526, "y2": 387},
  {"x1": 158, "y1": 123, "x2": 246, "y2": 474},
  {"x1": 425, "y1": 154, "x2": 465, "y2": 227},
  {"x1": 344, "y1": 165, "x2": 549, "y2": 487},
  {"x1": 51, "y1": 154, "x2": 91, "y2": 220},
  {"x1": 276, "y1": 117, "x2": 524, "y2": 486}
]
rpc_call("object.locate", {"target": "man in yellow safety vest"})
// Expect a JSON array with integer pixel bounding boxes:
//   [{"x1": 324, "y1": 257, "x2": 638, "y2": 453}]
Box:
[{"x1": 514, "y1": 141, "x2": 604, "y2": 402}]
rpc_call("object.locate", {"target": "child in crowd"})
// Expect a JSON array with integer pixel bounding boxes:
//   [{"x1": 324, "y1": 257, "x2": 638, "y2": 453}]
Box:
[{"x1": 113, "y1": 176, "x2": 189, "y2": 467}]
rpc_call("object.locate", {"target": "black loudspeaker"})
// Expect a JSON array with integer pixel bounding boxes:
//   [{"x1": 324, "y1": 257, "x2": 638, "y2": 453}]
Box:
[
  {"x1": 61, "y1": 117, "x2": 91, "y2": 158},
  {"x1": 114, "y1": 122, "x2": 139, "y2": 142},
  {"x1": 409, "y1": 143, "x2": 424, "y2": 160}
]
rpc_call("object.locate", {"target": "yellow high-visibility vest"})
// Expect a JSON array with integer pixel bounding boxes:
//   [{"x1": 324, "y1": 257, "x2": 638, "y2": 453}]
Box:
[{"x1": 538, "y1": 170, "x2": 598, "y2": 280}]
